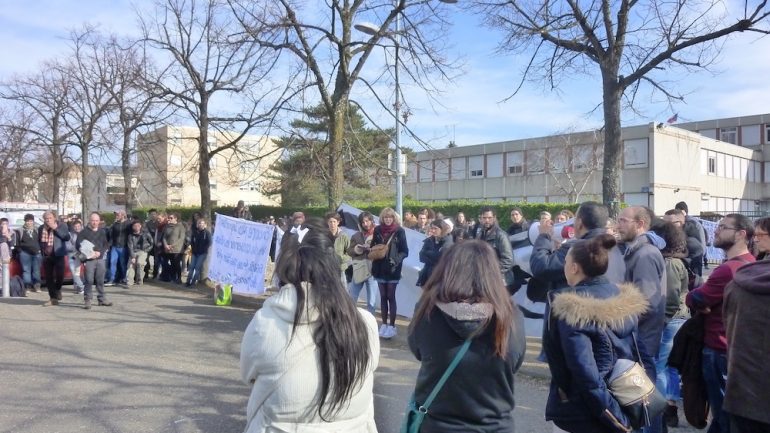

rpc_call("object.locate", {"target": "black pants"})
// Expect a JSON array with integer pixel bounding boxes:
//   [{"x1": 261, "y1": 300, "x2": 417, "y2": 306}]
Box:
[
  {"x1": 43, "y1": 255, "x2": 65, "y2": 300},
  {"x1": 731, "y1": 414, "x2": 770, "y2": 433}
]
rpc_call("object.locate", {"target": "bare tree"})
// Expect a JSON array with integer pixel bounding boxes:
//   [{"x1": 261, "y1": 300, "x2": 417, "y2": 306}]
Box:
[
  {"x1": 137, "y1": 0, "x2": 286, "y2": 221},
  {"x1": 543, "y1": 130, "x2": 603, "y2": 203},
  {"x1": 101, "y1": 35, "x2": 175, "y2": 215},
  {"x1": 229, "y1": 0, "x2": 459, "y2": 209},
  {"x1": 472, "y1": 0, "x2": 769, "y2": 216},
  {"x1": 0, "y1": 108, "x2": 43, "y2": 201},
  {"x1": 59, "y1": 27, "x2": 119, "y2": 218},
  {"x1": 1, "y1": 63, "x2": 75, "y2": 210}
]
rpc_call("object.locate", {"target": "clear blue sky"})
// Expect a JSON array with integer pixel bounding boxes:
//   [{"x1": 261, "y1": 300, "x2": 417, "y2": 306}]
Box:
[{"x1": 2, "y1": 0, "x2": 768, "y2": 151}]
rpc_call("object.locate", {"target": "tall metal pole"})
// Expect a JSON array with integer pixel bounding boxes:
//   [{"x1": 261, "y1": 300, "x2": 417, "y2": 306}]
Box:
[{"x1": 394, "y1": 9, "x2": 404, "y2": 220}]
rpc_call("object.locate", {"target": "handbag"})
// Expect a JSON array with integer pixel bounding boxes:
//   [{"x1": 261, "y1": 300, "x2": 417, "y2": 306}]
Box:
[
  {"x1": 351, "y1": 259, "x2": 371, "y2": 284},
  {"x1": 400, "y1": 338, "x2": 471, "y2": 433},
  {"x1": 606, "y1": 332, "x2": 667, "y2": 430},
  {"x1": 367, "y1": 234, "x2": 393, "y2": 261}
]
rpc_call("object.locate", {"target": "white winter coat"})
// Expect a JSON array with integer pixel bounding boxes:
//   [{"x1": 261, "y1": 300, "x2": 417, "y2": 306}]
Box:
[{"x1": 240, "y1": 283, "x2": 379, "y2": 433}]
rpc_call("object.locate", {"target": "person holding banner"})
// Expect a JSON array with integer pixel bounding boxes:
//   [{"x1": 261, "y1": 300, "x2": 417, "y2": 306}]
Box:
[
  {"x1": 240, "y1": 221, "x2": 379, "y2": 433},
  {"x1": 370, "y1": 207, "x2": 409, "y2": 340}
]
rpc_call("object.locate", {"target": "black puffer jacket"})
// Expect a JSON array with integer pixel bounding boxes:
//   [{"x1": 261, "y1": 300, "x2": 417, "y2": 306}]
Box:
[
  {"x1": 370, "y1": 225, "x2": 408, "y2": 281},
  {"x1": 408, "y1": 301, "x2": 526, "y2": 433},
  {"x1": 416, "y1": 234, "x2": 453, "y2": 286}
]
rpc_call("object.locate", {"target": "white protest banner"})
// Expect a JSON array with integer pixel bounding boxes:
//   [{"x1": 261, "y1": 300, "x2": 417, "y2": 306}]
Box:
[
  {"x1": 209, "y1": 214, "x2": 274, "y2": 295},
  {"x1": 698, "y1": 218, "x2": 725, "y2": 262}
]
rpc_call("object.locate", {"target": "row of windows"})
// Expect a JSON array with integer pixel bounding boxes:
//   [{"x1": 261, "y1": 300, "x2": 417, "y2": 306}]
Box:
[
  {"x1": 697, "y1": 124, "x2": 770, "y2": 146},
  {"x1": 408, "y1": 140, "x2": 649, "y2": 182},
  {"x1": 701, "y1": 151, "x2": 762, "y2": 182}
]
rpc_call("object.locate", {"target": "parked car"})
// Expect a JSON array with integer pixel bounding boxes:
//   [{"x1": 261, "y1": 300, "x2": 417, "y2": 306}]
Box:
[{"x1": 8, "y1": 254, "x2": 79, "y2": 286}]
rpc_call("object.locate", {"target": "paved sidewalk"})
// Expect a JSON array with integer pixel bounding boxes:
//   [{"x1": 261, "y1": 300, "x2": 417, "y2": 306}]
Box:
[{"x1": 0, "y1": 282, "x2": 699, "y2": 433}]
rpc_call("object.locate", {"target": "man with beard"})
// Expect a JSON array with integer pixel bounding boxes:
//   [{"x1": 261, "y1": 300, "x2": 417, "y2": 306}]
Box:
[
  {"x1": 686, "y1": 214, "x2": 755, "y2": 433},
  {"x1": 475, "y1": 206, "x2": 514, "y2": 291}
]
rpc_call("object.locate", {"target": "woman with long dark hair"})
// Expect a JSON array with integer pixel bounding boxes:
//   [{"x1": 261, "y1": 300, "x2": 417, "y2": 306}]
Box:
[
  {"x1": 370, "y1": 207, "x2": 408, "y2": 339},
  {"x1": 545, "y1": 234, "x2": 650, "y2": 432},
  {"x1": 407, "y1": 240, "x2": 526, "y2": 432},
  {"x1": 416, "y1": 219, "x2": 453, "y2": 287},
  {"x1": 240, "y1": 220, "x2": 379, "y2": 433}
]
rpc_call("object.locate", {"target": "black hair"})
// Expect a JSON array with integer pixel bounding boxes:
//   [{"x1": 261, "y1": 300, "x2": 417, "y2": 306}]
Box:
[
  {"x1": 274, "y1": 218, "x2": 371, "y2": 420},
  {"x1": 575, "y1": 201, "x2": 608, "y2": 230},
  {"x1": 675, "y1": 201, "x2": 689, "y2": 214},
  {"x1": 568, "y1": 233, "x2": 617, "y2": 277},
  {"x1": 651, "y1": 220, "x2": 688, "y2": 258},
  {"x1": 725, "y1": 213, "x2": 754, "y2": 238},
  {"x1": 754, "y1": 217, "x2": 770, "y2": 234},
  {"x1": 358, "y1": 211, "x2": 374, "y2": 227},
  {"x1": 479, "y1": 206, "x2": 495, "y2": 216}
]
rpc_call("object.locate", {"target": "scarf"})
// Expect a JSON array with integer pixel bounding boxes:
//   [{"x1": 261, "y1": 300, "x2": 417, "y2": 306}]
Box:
[
  {"x1": 379, "y1": 222, "x2": 398, "y2": 240},
  {"x1": 40, "y1": 226, "x2": 55, "y2": 256}
]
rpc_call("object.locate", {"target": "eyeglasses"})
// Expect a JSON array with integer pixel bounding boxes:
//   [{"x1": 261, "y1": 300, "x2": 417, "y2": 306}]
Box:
[
  {"x1": 755, "y1": 232, "x2": 770, "y2": 238},
  {"x1": 716, "y1": 224, "x2": 738, "y2": 231}
]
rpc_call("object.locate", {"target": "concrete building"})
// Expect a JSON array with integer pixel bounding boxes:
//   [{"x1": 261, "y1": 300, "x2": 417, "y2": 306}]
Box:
[
  {"x1": 405, "y1": 114, "x2": 769, "y2": 215},
  {"x1": 135, "y1": 126, "x2": 280, "y2": 208}
]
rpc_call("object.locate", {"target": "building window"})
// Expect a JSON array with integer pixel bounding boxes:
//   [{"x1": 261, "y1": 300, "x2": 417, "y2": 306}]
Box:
[
  {"x1": 765, "y1": 125, "x2": 770, "y2": 143},
  {"x1": 210, "y1": 180, "x2": 217, "y2": 190},
  {"x1": 169, "y1": 178, "x2": 183, "y2": 188},
  {"x1": 623, "y1": 139, "x2": 648, "y2": 168},
  {"x1": 468, "y1": 155, "x2": 484, "y2": 178},
  {"x1": 506, "y1": 151, "x2": 523, "y2": 175},
  {"x1": 707, "y1": 155, "x2": 716, "y2": 174},
  {"x1": 573, "y1": 145, "x2": 594, "y2": 172},
  {"x1": 450, "y1": 157, "x2": 466, "y2": 180},
  {"x1": 720, "y1": 127, "x2": 737, "y2": 144},
  {"x1": 210, "y1": 157, "x2": 217, "y2": 168},
  {"x1": 527, "y1": 149, "x2": 545, "y2": 174},
  {"x1": 211, "y1": 200, "x2": 218, "y2": 207},
  {"x1": 170, "y1": 198, "x2": 182, "y2": 204},
  {"x1": 170, "y1": 155, "x2": 182, "y2": 167}
]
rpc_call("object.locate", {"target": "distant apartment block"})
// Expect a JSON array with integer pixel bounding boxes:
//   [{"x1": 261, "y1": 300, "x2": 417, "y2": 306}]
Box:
[
  {"x1": 405, "y1": 113, "x2": 770, "y2": 215},
  {"x1": 135, "y1": 126, "x2": 280, "y2": 208}
]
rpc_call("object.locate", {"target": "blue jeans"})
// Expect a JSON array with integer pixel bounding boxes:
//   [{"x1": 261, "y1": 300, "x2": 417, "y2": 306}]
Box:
[
  {"x1": 186, "y1": 253, "x2": 206, "y2": 285},
  {"x1": 348, "y1": 276, "x2": 378, "y2": 314},
  {"x1": 19, "y1": 250, "x2": 41, "y2": 287},
  {"x1": 703, "y1": 347, "x2": 730, "y2": 433},
  {"x1": 656, "y1": 318, "x2": 684, "y2": 400},
  {"x1": 108, "y1": 246, "x2": 127, "y2": 283},
  {"x1": 68, "y1": 254, "x2": 84, "y2": 290}
]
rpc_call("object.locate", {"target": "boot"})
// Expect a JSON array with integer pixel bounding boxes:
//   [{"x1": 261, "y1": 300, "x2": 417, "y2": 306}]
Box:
[{"x1": 664, "y1": 403, "x2": 679, "y2": 428}]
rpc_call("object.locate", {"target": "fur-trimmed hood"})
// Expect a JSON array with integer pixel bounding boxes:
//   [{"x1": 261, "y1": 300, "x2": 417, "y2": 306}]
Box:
[{"x1": 551, "y1": 281, "x2": 649, "y2": 334}]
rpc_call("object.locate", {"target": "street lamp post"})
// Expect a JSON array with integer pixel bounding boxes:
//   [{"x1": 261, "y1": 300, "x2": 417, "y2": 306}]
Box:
[{"x1": 355, "y1": 0, "x2": 456, "y2": 220}]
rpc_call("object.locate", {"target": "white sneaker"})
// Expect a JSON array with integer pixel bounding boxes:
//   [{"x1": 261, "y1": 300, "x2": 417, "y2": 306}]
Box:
[
  {"x1": 388, "y1": 325, "x2": 397, "y2": 338},
  {"x1": 378, "y1": 324, "x2": 388, "y2": 337}
]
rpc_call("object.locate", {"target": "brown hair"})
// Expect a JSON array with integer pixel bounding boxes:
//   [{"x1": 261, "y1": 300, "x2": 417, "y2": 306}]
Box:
[
  {"x1": 568, "y1": 234, "x2": 617, "y2": 277},
  {"x1": 409, "y1": 240, "x2": 515, "y2": 358}
]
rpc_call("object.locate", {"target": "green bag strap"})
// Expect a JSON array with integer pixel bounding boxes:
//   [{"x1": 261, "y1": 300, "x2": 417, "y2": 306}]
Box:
[{"x1": 419, "y1": 338, "x2": 472, "y2": 412}]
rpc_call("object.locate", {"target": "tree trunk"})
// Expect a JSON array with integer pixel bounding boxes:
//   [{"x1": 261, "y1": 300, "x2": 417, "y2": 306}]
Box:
[
  {"x1": 81, "y1": 146, "x2": 89, "y2": 220},
  {"x1": 327, "y1": 102, "x2": 347, "y2": 210},
  {"x1": 601, "y1": 76, "x2": 623, "y2": 219},
  {"x1": 122, "y1": 131, "x2": 133, "y2": 215},
  {"x1": 51, "y1": 143, "x2": 62, "y2": 213},
  {"x1": 198, "y1": 103, "x2": 212, "y2": 222}
]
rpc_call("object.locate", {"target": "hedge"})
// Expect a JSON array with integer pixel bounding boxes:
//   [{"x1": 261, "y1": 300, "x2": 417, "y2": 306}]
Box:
[{"x1": 123, "y1": 200, "x2": 584, "y2": 225}]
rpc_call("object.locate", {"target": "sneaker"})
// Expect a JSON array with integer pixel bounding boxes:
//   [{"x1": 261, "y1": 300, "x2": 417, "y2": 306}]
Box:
[
  {"x1": 42, "y1": 299, "x2": 59, "y2": 307},
  {"x1": 77, "y1": 289, "x2": 85, "y2": 295},
  {"x1": 33, "y1": 284, "x2": 42, "y2": 293},
  {"x1": 378, "y1": 324, "x2": 388, "y2": 337},
  {"x1": 83, "y1": 300, "x2": 92, "y2": 310},
  {"x1": 387, "y1": 325, "x2": 398, "y2": 338},
  {"x1": 98, "y1": 300, "x2": 113, "y2": 307},
  {"x1": 104, "y1": 281, "x2": 115, "y2": 287}
]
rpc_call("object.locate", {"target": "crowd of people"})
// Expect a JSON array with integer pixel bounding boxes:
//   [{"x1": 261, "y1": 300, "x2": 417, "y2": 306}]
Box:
[
  {"x1": 238, "y1": 200, "x2": 770, "y2": 433},
  {"x1": 0, "y1": 208, "x2": 213, "y2": 308}
]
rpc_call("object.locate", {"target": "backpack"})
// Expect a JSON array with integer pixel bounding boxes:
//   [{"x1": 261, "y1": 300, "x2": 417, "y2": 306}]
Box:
[{"x1": 9, "y1": 275, "x2": 26, "y2": 297}]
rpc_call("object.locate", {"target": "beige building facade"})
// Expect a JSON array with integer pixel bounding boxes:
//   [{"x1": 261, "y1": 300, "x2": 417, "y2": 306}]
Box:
[
  {"x1": 405, "y1": 114, "x2": 770, "y2": 215},
  {"x1": 135, "y1": 126, "x2": 280, "y2": 208}
]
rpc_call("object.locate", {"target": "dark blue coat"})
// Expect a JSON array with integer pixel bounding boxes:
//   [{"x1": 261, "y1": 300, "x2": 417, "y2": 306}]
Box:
[
  {"x1": 416, "y1": 234, "x2": 453, "y2": 286},
  {"x1": 544, "y1": 277, "x2": 650, "y2": 432}
]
